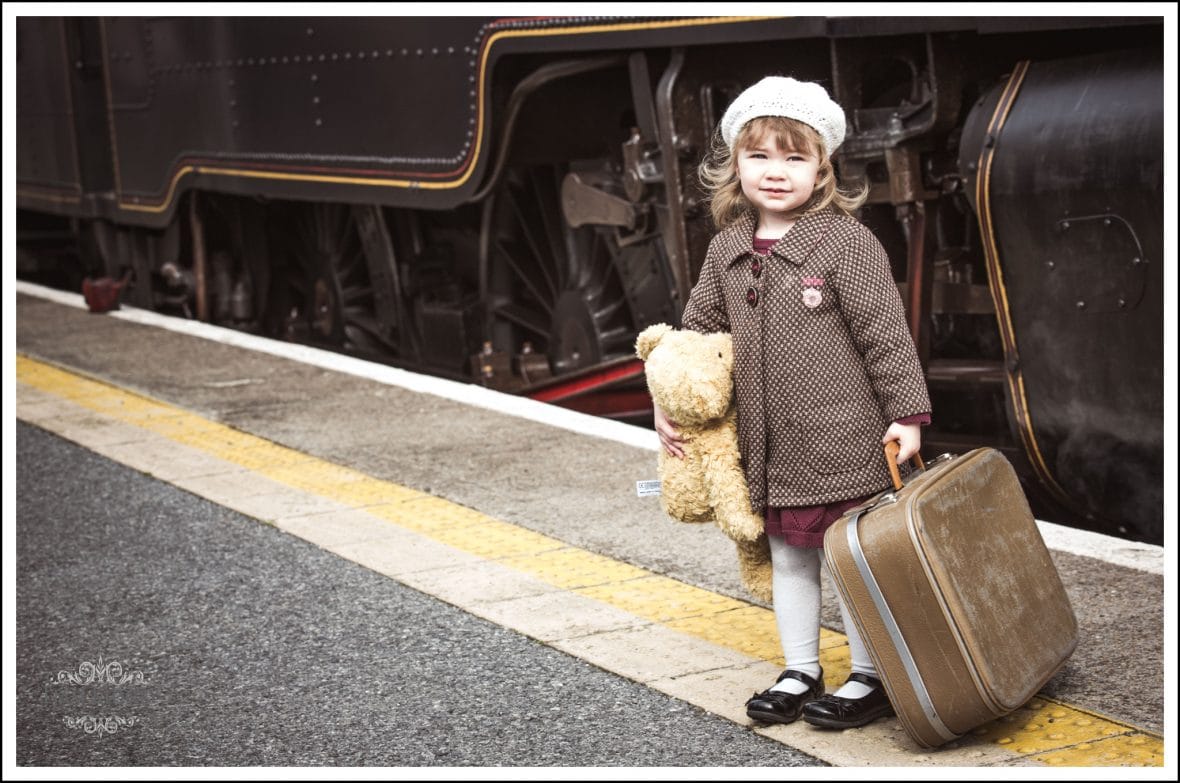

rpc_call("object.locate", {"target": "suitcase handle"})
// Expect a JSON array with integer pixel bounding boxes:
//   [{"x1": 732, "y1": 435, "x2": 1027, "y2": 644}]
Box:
[{"x1": 884, "y1": 441, "x2": 926, "y2": 490}]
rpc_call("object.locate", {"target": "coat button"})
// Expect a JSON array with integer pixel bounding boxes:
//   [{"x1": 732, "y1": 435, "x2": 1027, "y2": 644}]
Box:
[
  {"x1": 747, "y1": 287, "x2": 758, "y2": 307},
  {"x1": 751, "y1": 260, "x2": 762, "y2": 278}
]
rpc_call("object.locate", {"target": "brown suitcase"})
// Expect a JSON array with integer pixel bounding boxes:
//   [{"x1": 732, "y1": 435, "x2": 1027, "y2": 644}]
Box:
[{"x1": 823, "y1": 445, "x2": 1078, "y2": 748}]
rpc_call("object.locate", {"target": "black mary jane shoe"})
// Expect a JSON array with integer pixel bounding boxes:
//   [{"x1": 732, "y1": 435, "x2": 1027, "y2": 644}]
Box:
[
  {"x1": 801, "y1": 672, "x2": 895, "y2": 729},
  {"x1": 745, "y1": 668, "x2": 825, "y2": 725}
]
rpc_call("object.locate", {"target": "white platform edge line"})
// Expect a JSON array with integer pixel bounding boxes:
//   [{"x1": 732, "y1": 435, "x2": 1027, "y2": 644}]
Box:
[
  {"x1": 16, "y1": 280, "x2": 660, "y2": 454},
  {"x1": 17, "y1": 280, "x2": 1162, "y2": 576}
]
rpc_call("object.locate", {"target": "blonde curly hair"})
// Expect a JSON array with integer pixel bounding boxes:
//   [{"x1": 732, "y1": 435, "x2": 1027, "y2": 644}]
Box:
[{"x1": 698, "y1": 116, "x2": 867, "y2": 231}]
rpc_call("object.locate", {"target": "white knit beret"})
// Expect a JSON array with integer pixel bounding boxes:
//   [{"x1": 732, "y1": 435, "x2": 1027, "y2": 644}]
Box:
[{"x1": 720, "y1": 76, "x2": 846, "y2": 158}]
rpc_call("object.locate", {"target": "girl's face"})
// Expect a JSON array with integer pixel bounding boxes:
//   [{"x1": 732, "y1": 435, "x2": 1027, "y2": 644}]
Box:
[{"x1": 736, "y1": 134, "x2": 820, "y2": 227}]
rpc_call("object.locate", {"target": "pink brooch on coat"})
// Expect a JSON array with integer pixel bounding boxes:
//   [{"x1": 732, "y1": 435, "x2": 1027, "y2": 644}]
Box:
[{"x1": 801, "y1": 276, "x2": 825, "y2": 308}]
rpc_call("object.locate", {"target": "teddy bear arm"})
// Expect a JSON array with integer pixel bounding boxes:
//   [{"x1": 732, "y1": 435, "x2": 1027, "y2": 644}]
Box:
[
  {"x1": 701, "y1": 436, "x2": 764, "y2": 543},
  {"x1": 658, "y1": 447, "x2": 714, "y2": 524}
]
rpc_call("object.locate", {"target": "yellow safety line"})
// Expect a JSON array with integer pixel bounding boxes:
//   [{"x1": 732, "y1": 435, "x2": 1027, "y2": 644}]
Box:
[{"x1": 14, "y1": 352, "x2": 1163, "y2": 766}]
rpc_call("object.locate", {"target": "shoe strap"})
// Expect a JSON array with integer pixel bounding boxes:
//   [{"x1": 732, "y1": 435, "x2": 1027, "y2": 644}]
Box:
[
  {"x1": 846, "y1": 671, "x2": 882, "y2": 689},
  {"x1": 777, "y1": 668, "x2": 823, "y2": 690}
]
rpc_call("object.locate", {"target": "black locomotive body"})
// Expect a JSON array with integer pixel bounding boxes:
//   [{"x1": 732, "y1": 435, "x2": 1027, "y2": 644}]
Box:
[{"x1": 15, "y1": 16, "x2": 1164, "y2": 543}]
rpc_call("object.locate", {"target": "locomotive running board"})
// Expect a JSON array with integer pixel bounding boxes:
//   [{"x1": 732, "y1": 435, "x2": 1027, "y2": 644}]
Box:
[{"x1": 523, "y1": 356, "x2": 648, "y2": 418}]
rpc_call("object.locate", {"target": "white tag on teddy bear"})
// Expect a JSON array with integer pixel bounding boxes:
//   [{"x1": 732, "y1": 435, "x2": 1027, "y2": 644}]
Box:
[{"x1": 635, "y1": 480, "x2": 662, "y2": 497}]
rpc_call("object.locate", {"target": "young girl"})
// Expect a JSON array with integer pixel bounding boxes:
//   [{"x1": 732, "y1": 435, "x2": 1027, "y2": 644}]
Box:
[{"x1": 654, "y1": 76, "x2": 931, "y2": 729}]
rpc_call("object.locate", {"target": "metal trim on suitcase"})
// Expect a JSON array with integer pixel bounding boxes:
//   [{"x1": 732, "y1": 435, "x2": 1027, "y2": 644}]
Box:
[{"x1": 843, "y1": 507, "x2": 959, "y2": 743}]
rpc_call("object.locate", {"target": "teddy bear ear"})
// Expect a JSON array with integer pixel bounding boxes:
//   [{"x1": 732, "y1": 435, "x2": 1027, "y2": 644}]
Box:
[
  {"x1": 635, "y1": 323, "x2": 673, "y2": 360},
  {"x1": 708, "y1": 332, "x2": 734, "y2": 363}
]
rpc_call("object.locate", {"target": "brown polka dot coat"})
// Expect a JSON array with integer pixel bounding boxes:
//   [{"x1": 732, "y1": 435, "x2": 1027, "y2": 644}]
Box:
[{"x1": 681, "y1": 207, "x2": 931, "y2": 509}]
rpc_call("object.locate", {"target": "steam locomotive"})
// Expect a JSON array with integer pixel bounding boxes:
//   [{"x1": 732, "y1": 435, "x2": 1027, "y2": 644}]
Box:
[{"x1": 15, "y1": 16, "x2": 1164, "y2": 543}]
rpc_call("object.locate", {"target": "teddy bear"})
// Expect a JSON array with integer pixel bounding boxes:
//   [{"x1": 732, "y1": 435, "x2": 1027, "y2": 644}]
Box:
[{"x1": 635, "y1": 323, "x2": 772, "y2": 602}]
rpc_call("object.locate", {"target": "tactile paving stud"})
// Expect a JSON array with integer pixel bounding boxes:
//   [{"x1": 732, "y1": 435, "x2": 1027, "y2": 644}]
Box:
[
  {"x1": 93, "y1": 393, "x2": 170, "y2": 417},
  {"x1": 231, "y1": 442, "x2": 319, "y2": 471},
  {"x1": 172, "y1": 426, "x2": 262, "y2": 457},
  {"x1": 367, "y1": 495, "x2": 480, "y2": 530},
  {"x1": 578, "y1": 576, "x2": 747, "y2": 624},
  {"x1": 1032, "y1": 733, "x2": 1163, "y2": 766},
  {"x1": 429, "y1": 517, "x2": 562, "y2": 559},
  {"x1": 261, "y1": 461, "x2": 368, "y2": 494},
  {"x1": 501, "y1": 548, "x2": 649, "y2": 590},
  {"x1": 135, "y1": 411, "x2": 220, "y2": 439},
  {"x1": 663, "y1": 605, "x2": 780, "y2": 662},
  {"x1": 82, "y1": 393, "x2": 163, "y2": 419},
  {"x1": 970, "y1": 698, "x2": 1162, "y2": 763},
  {"x1": 329, "y1": 476, "x2": 421, "y2": 507}
]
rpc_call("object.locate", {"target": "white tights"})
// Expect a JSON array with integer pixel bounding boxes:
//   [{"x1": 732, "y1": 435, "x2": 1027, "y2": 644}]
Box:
[{"x1": 767, "y1": 535, "x2": 879, "y2": 698}]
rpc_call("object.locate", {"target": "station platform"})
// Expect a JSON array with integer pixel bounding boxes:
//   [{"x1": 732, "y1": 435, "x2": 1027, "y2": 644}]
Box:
[{"x1": 11, "y1": 281, "x2": 1169, "y2": 771}]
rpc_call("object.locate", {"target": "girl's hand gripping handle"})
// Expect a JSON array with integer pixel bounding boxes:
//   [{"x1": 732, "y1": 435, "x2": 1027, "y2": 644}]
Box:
[{"x1": 884, "y1": 441, "x2": 926, "y2": 491}]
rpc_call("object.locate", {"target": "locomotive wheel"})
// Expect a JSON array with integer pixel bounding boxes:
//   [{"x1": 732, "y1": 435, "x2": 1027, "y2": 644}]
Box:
[
  {"x1": 280, "y1": 203, "x2": 394, "y2": 358},
  {"x1": 484, "y1": 165, "x2": 634, "y2": 375}
]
